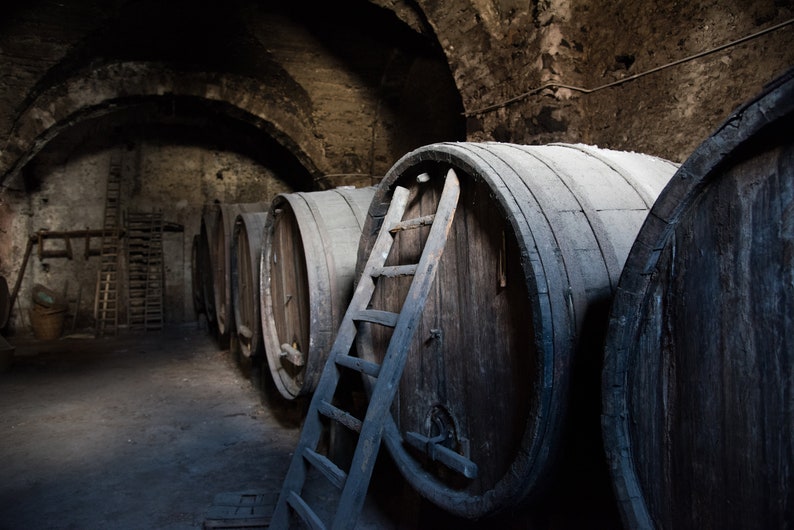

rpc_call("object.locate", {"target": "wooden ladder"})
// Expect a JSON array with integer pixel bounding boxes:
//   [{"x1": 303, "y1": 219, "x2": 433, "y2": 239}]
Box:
[
  {"x1": 271, "y1": 169, "x2": 460, "y2": 530},
  {"x1": 127, "y1": 212, "x2": 165, "y2": 332},
  {"x1": 93, "y1": 159, "x2": 122, "y2": 336},
  {"x1": 143, "y1": 212, "x2": 165, "y2": 331}
]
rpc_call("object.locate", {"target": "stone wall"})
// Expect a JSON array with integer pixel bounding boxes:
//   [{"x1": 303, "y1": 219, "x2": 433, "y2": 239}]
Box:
[{"x1": 422, "y1": 0, "x2": 793, "y2": 161}]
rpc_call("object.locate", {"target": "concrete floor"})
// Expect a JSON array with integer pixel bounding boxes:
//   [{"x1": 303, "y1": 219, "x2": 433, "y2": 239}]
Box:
[
  {"x1": 0, "y1": 325, "x2": 421, "y2": 529},
  {"x1": 0, "y1": 325, "x2": 295, "y2": 528},
  {"x1": 0, "y1": 324, "x2": 618, "y2": 529}
]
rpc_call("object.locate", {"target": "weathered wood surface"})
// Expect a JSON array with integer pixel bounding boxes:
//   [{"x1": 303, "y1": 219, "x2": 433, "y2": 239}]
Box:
[
  {"x1": 203, "y1": 490, "x2": 273, "y2": 529},
  {"x1": 260, "y1": 186, "x2": 376, "y2": 399},
  {"x1": 231, "y1": 212, "x2": 268, "y2": 358},
  {"x1": 356, "y1": 142, "x2": 677, "y2": 519},
  {"x1": 191, "y1": 234, "x2": 203, "y2": 317},
  {"x1": 270, "y1": 186, "x2": 411, "y2": 530},
  {"x1": 602, "y1": 70, "x2": 794, "y2": 530},
  {"x1": 212, "y1": 203, "x2": 268, "y2": 338},
  {"x1": 200, "y1": 205, "x2": 219, "y2": 334}
]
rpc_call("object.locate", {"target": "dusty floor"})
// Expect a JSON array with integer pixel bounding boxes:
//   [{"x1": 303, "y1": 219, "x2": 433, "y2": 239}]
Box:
[
  {"x1": 0, "y1": 324, "x2": 619, "y2": 529},
  {"x1": 0, "y1": 324, "x2": 425, "y2": 529},
  {"x1": 0, "y1": 325, "x2": 297, "y2": 528}
]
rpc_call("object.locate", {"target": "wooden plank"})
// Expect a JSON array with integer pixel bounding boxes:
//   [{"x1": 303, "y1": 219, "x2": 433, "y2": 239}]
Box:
[
  {"x1": 351, "y1": 309, "x2": 398, "y2": 327},
  {"x1": 404, "y1": 431, "x2": 478, "y2": 478},
  {"x1": 286, "y1": 491, "x2": 325, "y2": 530},
  {"x1": 334, "y1": 354, "x2": 380, "y2": 378},
  {"x1": 390, "y1": 214, "x2": 435, "y2": 233},
  {"x1": 303, "y1": 448, "x2": 347, "y2": 489},
  {"x1": 317, "y1": 400, "x2": 362, "y2": 433},
  {"x1": 203, "y1": 491, "x2": 274, "y2": 529},
  {"x1": 372, "y1": 264, "x2": 417, "y2": 278}
]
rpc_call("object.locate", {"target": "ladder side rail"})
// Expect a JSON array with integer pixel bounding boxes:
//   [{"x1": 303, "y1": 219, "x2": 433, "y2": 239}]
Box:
[
  {"x1": 330, "y1": 169, "x2": 460, "y2": 530},
  {"x1": 271, "y1": 186, "x2": 411, "y2": 529}
]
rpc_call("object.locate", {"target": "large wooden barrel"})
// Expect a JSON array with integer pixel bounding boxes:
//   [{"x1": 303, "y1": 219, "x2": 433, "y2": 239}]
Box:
[
  {"x1": 260, "y1": 186, "x2": 376, "y2": 399},
  {"x1": 355, "y1": 142, "x2": 677, "y2": 519},
  {"x1": 212, "y1": 203, "x2": 267, "y2": 339},
  {"x1": 601, "y1": 72, "x2": 794, "y2": 529},
  {"x1": 231, "y1": 212, "x2": 268, "y2": 358},
  {"x1": 199, "y1": 207, "x2": 219, "y2": 332}
]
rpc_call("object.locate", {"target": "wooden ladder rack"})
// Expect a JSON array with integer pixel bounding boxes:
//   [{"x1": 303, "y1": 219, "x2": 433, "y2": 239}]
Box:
[
  {"x1": 126, "y1": 211, "x2": 165, "y2": 332},
  {"x1": 93, "y1": 160, "x2": 122, "y2": 336}
]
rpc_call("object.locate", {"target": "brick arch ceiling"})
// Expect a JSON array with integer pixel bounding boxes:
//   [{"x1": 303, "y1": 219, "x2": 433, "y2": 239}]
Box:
[{"x1": 0, "y1": 61, "x2": 331, "y2": 190}]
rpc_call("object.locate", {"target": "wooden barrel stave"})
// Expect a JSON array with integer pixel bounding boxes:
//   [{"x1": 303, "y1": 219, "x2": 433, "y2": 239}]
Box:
[
  {"x1": 357, "y1": 142, "x2": 677, "y2": 518},
  {"x1": 199, "y1": 206, "x2": 219, "y2": 333},
  {"x1": 260, "y1": 187, "x2": 376, "y2": 399},
  {"x1": 231, "y1": 212, "x2": 268, "y2": 358},
  {"x1": 602, "y1": 70, "x2": 794, "y2": 530}
]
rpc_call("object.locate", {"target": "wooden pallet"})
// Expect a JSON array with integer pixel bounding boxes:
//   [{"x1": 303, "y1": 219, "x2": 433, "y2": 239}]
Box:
[{"x1": 203, "y1": 491, "x2": 274, "y2": 529}]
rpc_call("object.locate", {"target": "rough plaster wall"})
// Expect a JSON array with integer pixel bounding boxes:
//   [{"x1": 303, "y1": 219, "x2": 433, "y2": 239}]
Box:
[
  {"x1": 0, "y1": 146, "x2": 106, "y2": 335},
  {"x1": 249, "y1": 11, "x2": 384, "y2": 185},
  {"x1": 0, "y1": 121, "x2": 294, "y2": 333},
  {"x1": 577, "y1": 0, "x2": 794, "y2": 161},
  {"x1": 244, "y1": 4, "x2": 463, "y2": 184},
  {"x1": 412, "y1": 0, "x2": 580, "y2": 144},
  {"x1": 0, "y1": 1, "x2": 463, "y2": 190},
  {"x1": 0, "y1": 1, "x2": 120, "y2": 137},
  {"x1": 419, "y1": 0, "x2": 793, "y2": 160}
]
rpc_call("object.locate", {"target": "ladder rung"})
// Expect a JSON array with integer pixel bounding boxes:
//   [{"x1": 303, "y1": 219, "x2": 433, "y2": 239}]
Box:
[
  {"x1": 317, "y1": 400, "x2": 362, "y2": 433},
  {"x1": 390, "y1": 214, "x2": 435, "y2": 233},
  {"x1": 372, "y1": 264, "x2": 418, "y2": 278},
  {"x1": 335, "y1": 355, "x2": 381, "y2": 378},
  {"x1": 303, "y1": 448, "x2": 347, "y2": 489},
  {"x1": 286, "y1": 491, "x2": 325, "y2": 530},
  {"x1": 352, "y1": 309, "x2": 399, "y2": 327}
]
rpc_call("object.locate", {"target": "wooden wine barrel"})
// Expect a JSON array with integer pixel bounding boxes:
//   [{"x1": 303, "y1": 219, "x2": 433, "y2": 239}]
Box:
[
  {"x1": 199, "y1": 207, "x2": 219, "y2": 332},
  {"x1": 355, "y1": 142, "x2": 677, "y2": 519},
  {"x1": 602, "y1": 71, "x2": 794, "y2": 529},
  {"x1": 231, "y1": 212, "x2": 268, "y2": 358},
  {"x1": 260, "y1": 186, "x2": 376, "y2": 399},
  {"x1": 212, "y1": 202, "x2": 267, "y2": 339}
]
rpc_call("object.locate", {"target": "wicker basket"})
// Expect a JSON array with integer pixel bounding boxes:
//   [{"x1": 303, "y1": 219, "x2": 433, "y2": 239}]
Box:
[{"x1": 29, "y1": 304, "x2": 66, "y2": 340}]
